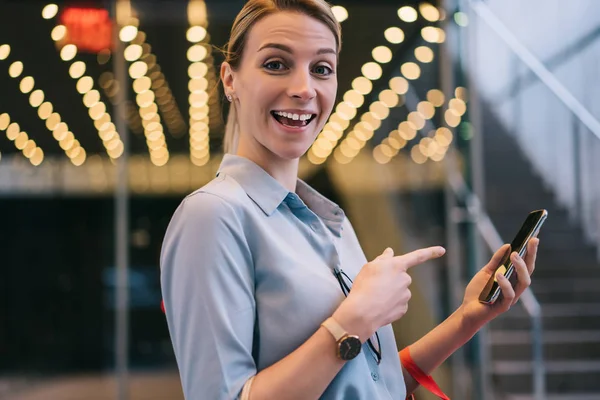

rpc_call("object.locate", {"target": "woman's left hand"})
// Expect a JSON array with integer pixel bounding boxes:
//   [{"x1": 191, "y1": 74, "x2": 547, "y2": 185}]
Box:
[{"x1": 459, "y1": 238, "x2": 540, "y2": 330}]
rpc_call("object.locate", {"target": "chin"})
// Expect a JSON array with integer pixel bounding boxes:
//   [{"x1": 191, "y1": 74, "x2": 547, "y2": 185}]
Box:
[{"x1": 269, "y1": 140, "x2": 313, "y2": 161}]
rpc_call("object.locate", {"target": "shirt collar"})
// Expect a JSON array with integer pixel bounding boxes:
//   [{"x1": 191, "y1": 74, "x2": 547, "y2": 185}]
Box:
[
  {"x1": 216, "y1": 154, "x2": 289, "y2": 216},
  {"x1": 216, "y1": 155, "x2": 345, "y2": 226}
]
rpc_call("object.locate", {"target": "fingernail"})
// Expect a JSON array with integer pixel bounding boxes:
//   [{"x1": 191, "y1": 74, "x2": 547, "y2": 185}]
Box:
[
  {"x1": 437, "y1": 247, "x2": 446, "y2": 256},
  {"x1": 512, "y1": 252, "x2": 521, "y2": 262}
]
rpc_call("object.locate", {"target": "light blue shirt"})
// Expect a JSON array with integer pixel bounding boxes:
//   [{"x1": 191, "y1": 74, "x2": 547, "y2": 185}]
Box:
[{"x1": 160, "y1": 154, "x2": 406, "y2": 400}]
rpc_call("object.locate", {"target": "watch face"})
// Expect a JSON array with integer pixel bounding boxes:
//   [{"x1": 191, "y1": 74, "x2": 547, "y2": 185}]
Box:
[{"x1": 339, "y1": 335, "x2": 362, "y2": 360}]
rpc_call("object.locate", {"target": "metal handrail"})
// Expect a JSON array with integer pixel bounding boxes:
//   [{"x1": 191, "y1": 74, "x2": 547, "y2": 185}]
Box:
[{"x1": 469, "y1": 0, "x2": 600, "y2": 141}]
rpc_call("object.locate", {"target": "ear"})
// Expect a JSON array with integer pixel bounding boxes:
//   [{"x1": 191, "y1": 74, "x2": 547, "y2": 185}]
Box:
[{"x1": 220, "y1": 61, "x2": 236, "y2": 98}]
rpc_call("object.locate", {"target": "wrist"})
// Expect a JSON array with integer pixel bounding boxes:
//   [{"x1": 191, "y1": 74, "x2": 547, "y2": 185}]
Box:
[
  {"x1": 456, "y1": 305, "x2": 484, "y2": 337},
  {"x1": 332, "y1": 297, "x2": 374, "y2": 343}
]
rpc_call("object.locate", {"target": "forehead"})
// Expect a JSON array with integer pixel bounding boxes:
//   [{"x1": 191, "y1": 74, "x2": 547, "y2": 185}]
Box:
[{"x1": 244, "y1": 11, "x2": 337, "y2": 54}]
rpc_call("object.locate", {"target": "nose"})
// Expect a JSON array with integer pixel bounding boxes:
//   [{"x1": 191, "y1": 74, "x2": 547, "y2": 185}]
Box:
[{"x1": 287, "y1": 68, "x2": 316, "y2": 101}]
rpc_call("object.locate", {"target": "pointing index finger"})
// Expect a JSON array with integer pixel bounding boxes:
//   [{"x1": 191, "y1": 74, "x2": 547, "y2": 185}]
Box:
[{"x1": 396, "y1": 246, "x2": 446, "y2": 270}]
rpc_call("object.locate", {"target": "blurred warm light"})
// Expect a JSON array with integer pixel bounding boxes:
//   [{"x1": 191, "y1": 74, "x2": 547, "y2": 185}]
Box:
[
  {"x1": 449, "y1": 98, "x2": 467, "y2": 116},
  {"x1": 189, "y1": 77, "x2": 208, "y2": 92},
  {"x1": 29, "y1": 90, "x2": 45, "y2": 107},
  {"x1": 69, "y1": 61, "x2": 86, "y2": 79},
  {"x1": 19, "y1": 76, "x2": 34, "y2": 94},
  {"x1": 370, "y1": 102, "x2": 390, "y2": 120},
  {"x1": 445, "y1": 109, "x2": 461, "y2": 127},
  {"x1": 411, "y1": 145, "x2": 427, "y2": 164},
  {"x1": 97, "y1": 49, "x2": 111, "y2": 65},
  {"x1": 187, "y1": 26, "x2": 207, "y2": 43},
  {"x1": 83, "y1": 90, "x2": 100, "y2": 107},
  {"x1": 352, "y1": 76, "x2": 373, "y2": 95},
  {"x1": 60, "y1": 44, "x2": 77, "y2": 61},
  {"x1": 389, "y1": 130, "x2": 407, "y2": 149},
  {"x1": 120, "y1": 25, "x2": 138, "y2": 42},
  {"x1": 0, "y1": 113, "x2": 9, "y2": 130},
  {"x1": 188, "y1": 62, "x2": 208, "y2": 78},
  {"x1": 331, "y1": 5, "x2": 349, "y2": 22},
  {"x1": 76, "y1": 76, "x2": 94, "y2": 94},
  {"x1": 422, "y1": 27, "x2": 445, "y2": 43},
  {"x1": 6, "y1": 123, "x2": 20, "y2": 140},
  {"x1": 51, "y1": 25, "x2": 67, "y2": 41},
  {"x1": 333, "y1": 147, "x2": 352, "y2": 164},
  {"x1": 8, "y1": 61, "x2": 24, "y2": 78},
  {"x1": 133, "y1": 76, "x2": 152, "y2": 93},
  {"x1": 30, "y1": 147, "x2": 44, "y2": 166},
  {"x1": 336, "y1": 102, "x2": 357, "y2": 120},
  {"x1": 89, "y1": 103, "x2": 107, "y2": 120},
  {"x1": 435, "y1": 127, "x2": 453, "y2": 146},
  {"x1": 71, "y1": 148, "x2": 87, "y2": 166},
  {"x1": 417, "y1": 101, "x2": 435, "y2": 119},
  {"x1": 408, "y1": 111, "x2": 426, "y2": 130},
  {"x1": 15, "y1": 132, "x2": 29, "y2": 149},
  {"x1": 344, "y1": 90, "x2": 364, "y2": 108},
  {"x1": 455, "y1": 86, "x2": 469, "y2": 102},
  {"x1": 124, "y1": 44, "x2": 143, "y2": 61},
  {"x1": 397, "y1": 121, "x2": 417, "y2": 141},
  {"x1": 373, "y1": 146, "x2": 391, "y2": 164},
  {"x1": 415, "y1": 46, "x2": 434, "y2": 63},
  {"x1": 38, "y1": 102, "x2": 53, "y2": 119},
  {"x1": 361, "y1": 112, "x2": 382, "y2": 131},
  {"x1": 389, "y1": 76, "x2": 409, "y2": 95},
  {"x1": 372, "y1": 46, "x2": 393, "y2": 64},
  {"x1": 187, "y1": 45, "x2": 208, "y2": 62},
  {"x1": 362, "y1": 62, "x2": 382, "y2": 80},
  {"x1": 129, "y1": 61, "x2": 148, "y2": 79},
  {"x1": 46, "y1": 113, "x2": 60, "y2": 130},
  {"x1": 401, "y1": 62, "x2": 421, "y2": 80},
  {"x1": 419, "y1": 3, "x2": 440, "y2": 22},
  {"x1": 454, "y1": 12, "x2": 469, "y2": 27},
  {"x1": 0, "y1": 44, "x2": 10, "y2": 60},
  {"x1": 427, "y1": 89, "x2": 445, "y2": 107},
  {"x1": 42, "y1": 4, "x2": 59, "y2": 19},
  {"x1": 307, "y1": 150, "x2": 327, "y2": 165},
  {"x1": 384, "y1": 27, "x2": 404, "y2": 44},
  {"x1": 398, "y1": 6, "x2": 418, "y2": 22},
  {"x1": 379, "y1": 89, "x2": 399, "y2": 107}
]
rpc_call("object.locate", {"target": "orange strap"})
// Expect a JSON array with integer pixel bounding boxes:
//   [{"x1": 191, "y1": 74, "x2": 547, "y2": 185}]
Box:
[{"x1": 400, "y1": 347, "x2": 450, "y2": 400}]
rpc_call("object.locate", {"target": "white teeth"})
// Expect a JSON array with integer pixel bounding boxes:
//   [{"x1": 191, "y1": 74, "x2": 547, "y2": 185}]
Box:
[{"x1": 274, "y1": 111, "x2": 313, "y2": 121}]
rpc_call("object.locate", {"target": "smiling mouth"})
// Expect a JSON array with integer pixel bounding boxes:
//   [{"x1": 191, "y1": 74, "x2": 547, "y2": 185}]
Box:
[{"x1": 271, "y1": 111, "x2": 317, "y2": 128}]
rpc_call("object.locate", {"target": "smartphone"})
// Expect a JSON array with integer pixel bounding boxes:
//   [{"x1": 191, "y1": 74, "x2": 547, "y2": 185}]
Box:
[{"x1": 479, "y1": 209, "x2": 548, "y2": 304}]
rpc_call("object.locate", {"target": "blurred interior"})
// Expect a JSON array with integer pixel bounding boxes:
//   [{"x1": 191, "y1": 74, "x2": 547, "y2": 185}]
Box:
[{"x1": 1, "y1": 0, "x2": 599, "y2": 399}]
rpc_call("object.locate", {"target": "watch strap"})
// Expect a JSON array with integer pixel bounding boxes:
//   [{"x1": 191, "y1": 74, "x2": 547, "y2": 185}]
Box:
[{"x1": 321, "y1": 317, "x2": 349, "y2": 342}]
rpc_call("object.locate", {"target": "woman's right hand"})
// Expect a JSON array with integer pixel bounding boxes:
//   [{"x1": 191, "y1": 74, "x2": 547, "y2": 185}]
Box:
[{"x1": 332, "y1": 246, "x2": 446, "y2": 341}]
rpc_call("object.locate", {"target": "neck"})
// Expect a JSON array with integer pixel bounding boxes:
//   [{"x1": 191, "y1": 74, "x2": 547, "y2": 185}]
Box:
[{"x1": 236, "y1": 144, "x2": 299, "y2": 193}]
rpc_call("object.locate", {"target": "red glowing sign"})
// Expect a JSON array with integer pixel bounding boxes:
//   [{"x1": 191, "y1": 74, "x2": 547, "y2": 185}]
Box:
[{"x1": 59, "y1": 7, "x2": 113, "y2": 53}]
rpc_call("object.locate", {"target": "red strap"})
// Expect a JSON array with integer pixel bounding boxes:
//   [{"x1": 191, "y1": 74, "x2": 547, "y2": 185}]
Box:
[
  {"x1": 160, "y1": 299, "x2": 165, "y2": 314},
  {"x1": 400, "y1": 347, "x2": 450, "y2": 400}
]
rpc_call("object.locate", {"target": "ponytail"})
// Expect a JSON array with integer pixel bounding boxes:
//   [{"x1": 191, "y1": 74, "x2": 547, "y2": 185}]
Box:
[{"x1": 223, "y1": 102, "x2": 239, "y2": 154}]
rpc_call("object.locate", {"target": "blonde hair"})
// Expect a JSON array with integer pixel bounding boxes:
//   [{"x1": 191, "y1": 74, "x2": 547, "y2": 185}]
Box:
[{"x1": 222, "y1": 0, "x2": 342, "y2": 153}]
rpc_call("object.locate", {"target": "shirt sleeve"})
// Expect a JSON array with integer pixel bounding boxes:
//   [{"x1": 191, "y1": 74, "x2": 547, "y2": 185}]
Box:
[{"x1": 160, "y1": 192, "x2": 256, "y2": 400}]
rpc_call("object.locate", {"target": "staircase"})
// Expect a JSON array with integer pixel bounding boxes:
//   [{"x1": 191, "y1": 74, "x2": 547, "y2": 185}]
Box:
[{"x1": 482, "y1": 102, "x2": 600, "y2": 399}]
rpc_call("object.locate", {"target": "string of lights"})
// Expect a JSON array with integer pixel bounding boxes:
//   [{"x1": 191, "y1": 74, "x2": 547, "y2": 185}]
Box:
[
  {"x1": 119, "y1": 22, "x2": 170, "y2": 166},
  {"x1": 0, "y1": 112, "x2": 44, "y2": 166},
  {"x1": 0, "y1": 42, "x2": 86, "y2": 166},
  {"x1": 44, "y1": 4, "x2": 125, "y2": 160},
  {"x1": 187, "y1": 0, "x2": 212, "y2": 166}
]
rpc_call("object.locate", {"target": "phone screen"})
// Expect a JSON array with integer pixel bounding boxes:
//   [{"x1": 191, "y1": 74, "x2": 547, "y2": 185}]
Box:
[{"x1": 479, "y1": 209, "x2": 548, "y2": 304}]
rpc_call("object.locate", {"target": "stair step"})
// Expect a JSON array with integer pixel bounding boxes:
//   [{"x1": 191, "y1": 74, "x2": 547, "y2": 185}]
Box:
[
  {"x1": 490, "y1": 330, "x2": 600, "y2": 360},
  {"x1": 507, "y1": 394, "x2": 600, "y2": 400},
  {"x1": 492, "y1": 361, "x2": 600, "y2": 393}
]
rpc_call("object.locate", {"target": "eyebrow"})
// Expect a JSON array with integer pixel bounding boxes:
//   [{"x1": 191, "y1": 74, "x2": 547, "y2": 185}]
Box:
[{"x1": 257, "y1": 43, "x2": 336, "y2": 56}]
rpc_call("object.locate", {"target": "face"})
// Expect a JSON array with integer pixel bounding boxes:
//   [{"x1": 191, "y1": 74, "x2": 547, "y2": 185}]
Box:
[{"x1": 222, "y1": 11, "x2": 338, "y2": 161}]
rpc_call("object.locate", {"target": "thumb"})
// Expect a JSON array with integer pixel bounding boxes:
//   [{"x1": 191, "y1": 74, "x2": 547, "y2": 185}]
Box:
[{"x1": 483, "y1": 244, "x2": 511, "y2": 274}]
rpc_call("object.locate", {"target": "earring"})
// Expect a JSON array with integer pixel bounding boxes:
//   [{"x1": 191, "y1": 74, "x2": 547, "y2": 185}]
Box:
[{"x1": 227, "y1": 94, "x2": 232, "y2": 102}]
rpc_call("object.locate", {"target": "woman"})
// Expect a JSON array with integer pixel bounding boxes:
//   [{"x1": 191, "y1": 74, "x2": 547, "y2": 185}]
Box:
[{"x1": 160, "y1": 1, "x2": 539, "y2": 399}]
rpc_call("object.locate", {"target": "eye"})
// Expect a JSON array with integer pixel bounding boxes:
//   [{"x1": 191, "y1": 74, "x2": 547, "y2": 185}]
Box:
[
  {"x1": 263, "y1": 60, "x2": 287, "y2": 71},
  {"x1": 313, "y1": 64, "x2": 334, "y2": 77}
]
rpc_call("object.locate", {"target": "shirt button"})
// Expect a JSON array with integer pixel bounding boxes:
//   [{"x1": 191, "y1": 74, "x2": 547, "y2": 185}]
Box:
[{"x1": 371, "y1": 372, "x2": 379, "y2": 381}]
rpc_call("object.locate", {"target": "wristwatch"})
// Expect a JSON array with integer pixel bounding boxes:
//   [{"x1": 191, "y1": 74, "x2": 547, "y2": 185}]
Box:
[{"x1": 321, "y1": 317, "x2": 362, "y2": 361}]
